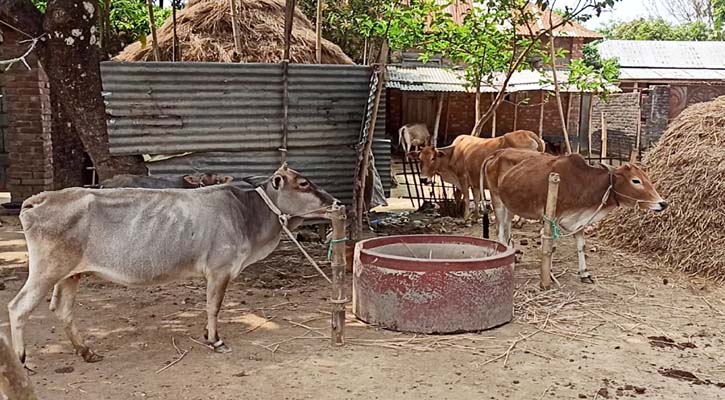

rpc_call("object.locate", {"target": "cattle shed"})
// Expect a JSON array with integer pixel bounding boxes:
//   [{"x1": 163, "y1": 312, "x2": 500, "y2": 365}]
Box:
[
  {"x1": 598, "y1": 40, "x2": 725, "y2": 120},
  {"x1": 385, "y1": 65, "x2": 595, "y2": 152},
  {"x1": 101, "y1": 62, "x2": 389, "y2": 206}
]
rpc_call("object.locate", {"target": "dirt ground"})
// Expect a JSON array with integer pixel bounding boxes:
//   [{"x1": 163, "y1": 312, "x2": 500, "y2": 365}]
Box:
[{"x1": 0, "y1": 211, "x2": 724, "y2": 400}]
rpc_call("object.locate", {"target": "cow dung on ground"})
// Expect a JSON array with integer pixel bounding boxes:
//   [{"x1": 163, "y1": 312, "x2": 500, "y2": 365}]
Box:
[{"x1": 598, "y1": 96, "x2": 725, "y2": 282}]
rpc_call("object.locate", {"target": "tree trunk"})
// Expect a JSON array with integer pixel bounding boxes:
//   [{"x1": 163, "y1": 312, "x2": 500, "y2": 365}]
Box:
[
  {"x1": 0, "y1": 334, "x2": 37, "y2": 400},
  {"x1": 1, "y1": 0, "x2": 148, "y2": 180},
  {"x1": 473, "y1": 77, "x2": 481, "y2": 136}
]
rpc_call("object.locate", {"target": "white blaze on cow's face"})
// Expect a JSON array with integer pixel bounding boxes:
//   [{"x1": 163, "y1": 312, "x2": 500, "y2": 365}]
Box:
[
  {"x1": 610, "y1": 164, "x2": 668, "y2": 212},
  {"x1": 271, "y1": 167, "x2": 337, "y2": 218}
]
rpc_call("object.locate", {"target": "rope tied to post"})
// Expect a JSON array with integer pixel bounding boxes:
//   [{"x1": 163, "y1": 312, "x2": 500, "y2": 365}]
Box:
[
  {"x1": 543, "y1": 217, "x2": 561, "y2": 239},
  {"x1": 255, "y1": 187, "x2": 332, "y2": 283},
  {"x1": 327, "y1": 238, "x2": 348, "y2": 261}
]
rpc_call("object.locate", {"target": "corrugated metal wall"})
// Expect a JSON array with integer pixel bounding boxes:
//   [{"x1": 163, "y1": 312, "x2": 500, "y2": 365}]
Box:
[{"x1": 100, "y1": 62, "x2": 389, "y2": 204}]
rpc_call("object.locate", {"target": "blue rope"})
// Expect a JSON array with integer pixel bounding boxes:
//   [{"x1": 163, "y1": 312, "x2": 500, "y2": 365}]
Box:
[
  {"x1": 327, "y1": 238, "x2": 348, "y2": 260},
  {"x1": 543, "y1": 217, "x2": 561, "y2": 239}
]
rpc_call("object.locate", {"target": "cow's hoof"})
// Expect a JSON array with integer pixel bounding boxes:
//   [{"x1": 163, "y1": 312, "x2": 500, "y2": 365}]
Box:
[
  {"x1": 80, "y1": 348, "x2": 104, "y2": 363},
  {"x1": 580, "y1": 275, "x2": 595, "y2": 284},
  {"x1": 212, "y1": 340, "x2": 232, "y2": 354}
]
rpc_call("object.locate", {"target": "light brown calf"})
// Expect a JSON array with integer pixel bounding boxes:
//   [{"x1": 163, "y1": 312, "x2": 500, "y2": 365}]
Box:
[
  {"x1": 482, "y1": 148, "x2": 667, "y2": 282},
  {"x1": 418, "y1": 130, "x2": 544, "y2": 217}
]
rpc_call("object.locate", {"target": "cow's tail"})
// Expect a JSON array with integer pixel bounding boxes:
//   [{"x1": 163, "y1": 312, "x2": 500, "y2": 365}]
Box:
[
  {"x1": 479, "y1": 155, "x2": 493, "y2": 208},
  {"x1": 530, "y1": 131, "x2": 546, "y2": 152},
  {"x1": 397, "y1": 126, "x2": 406, "y2": 150}
]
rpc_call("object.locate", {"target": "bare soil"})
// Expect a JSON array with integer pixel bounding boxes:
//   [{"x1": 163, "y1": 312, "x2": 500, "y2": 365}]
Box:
[{"x1": 0, "y1": 213, "x2": 724, "y2": 400}]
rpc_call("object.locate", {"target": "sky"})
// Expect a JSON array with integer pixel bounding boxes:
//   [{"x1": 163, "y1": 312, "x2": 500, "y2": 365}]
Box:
[{"x1": 556, "y1": 0, "x2": 681, "y2": 29}]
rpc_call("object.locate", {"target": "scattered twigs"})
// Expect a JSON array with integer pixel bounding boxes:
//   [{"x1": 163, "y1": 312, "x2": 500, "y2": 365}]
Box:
[
  {"x1": 241, "y1": 316, "x2": 276, "y2": 335},
  {"x1": 701, "y1": 296, "x2": 724, "y2": 316},
  {"x1": 156, "y1": 337, "x2": 190, "y2": 374},
  {"x1": 188, "y1": 336, "x2": 214, "y2": 350}
]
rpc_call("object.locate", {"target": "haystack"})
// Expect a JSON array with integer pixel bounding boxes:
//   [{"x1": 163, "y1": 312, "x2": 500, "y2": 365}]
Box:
[
  {"x1": 116, "y1": 0, "x2": 353, "y2": 64},
  {"x1": 599, "y1": 96, "x2": 725, "y2": 281}
]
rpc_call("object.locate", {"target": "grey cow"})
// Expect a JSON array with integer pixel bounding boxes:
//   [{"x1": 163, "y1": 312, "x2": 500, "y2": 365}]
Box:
[
  {"x1": 8, "y1": 164, "x2": 336, "y2": 364},
  {"x1": 100, "y1": 172, "x2": 234, "y2": 189}
]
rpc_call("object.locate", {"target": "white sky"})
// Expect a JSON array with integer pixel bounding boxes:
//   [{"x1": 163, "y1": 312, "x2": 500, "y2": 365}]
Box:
[{"x1": 557, "y1": 0, "x2": 680, "y2": 29}]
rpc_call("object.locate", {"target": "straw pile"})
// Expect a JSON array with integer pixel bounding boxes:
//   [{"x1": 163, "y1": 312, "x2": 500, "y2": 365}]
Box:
[
  {"x1": 598, "y1": 96, "x2": 725, "y2": 281},
  {"x1": 116, "y1": 0, "x2": 353, "y2": 64}
]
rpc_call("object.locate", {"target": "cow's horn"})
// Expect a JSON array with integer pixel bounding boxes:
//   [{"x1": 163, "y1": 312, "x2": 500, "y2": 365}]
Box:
[{"x1": 276, "y1": 162, "x2": 288, "y2": 173}]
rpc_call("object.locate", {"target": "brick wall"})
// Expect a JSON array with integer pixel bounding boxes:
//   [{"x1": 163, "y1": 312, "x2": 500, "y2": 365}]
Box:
[
  {"x1": 386, "y1": 89, "x2": 579, "y2": 147},
  {"x1": 591, "y1": 92, "x2": 641, "y2": 138},
  {"x1": 0, "y1": 29, "x2": 86, "y2": 203},
  {"x1": 641, "y1": 85, "x2": 670, "y2": 147}
]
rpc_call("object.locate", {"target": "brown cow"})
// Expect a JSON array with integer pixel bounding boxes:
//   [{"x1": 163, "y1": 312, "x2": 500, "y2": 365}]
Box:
[
  {"x1": 481, "y1": 148, "x2": 667, "y2": 282},
  {"x1": 418, "y1": 130, "x2": 545, "y2": 218}
]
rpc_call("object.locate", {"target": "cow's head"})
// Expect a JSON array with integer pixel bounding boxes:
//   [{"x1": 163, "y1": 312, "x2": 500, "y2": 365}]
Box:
[
  {"x1": 418, "y1": 146, "x2": 446, "y2": 179},
  {"x1": 183, "y1": 173, "x2": 234, "y2": 188},
  {"x1": 268, "y1": 163, "x2": 337, "y2": 218},
  {"x1": 603, "y1": 163, "x2": 668, "y2": 212}
]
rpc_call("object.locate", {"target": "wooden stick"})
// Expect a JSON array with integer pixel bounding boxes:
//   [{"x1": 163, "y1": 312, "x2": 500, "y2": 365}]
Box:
[
  {"x1": 432, "y1": 93, "x2": 444, "y2": 147},
  {"x1": 587, "y1": 95, "x2": 594, "y2": 159},
  {"x1": 354, "y1": 40, "x2": 389, "y2": 237},
  {"x1": 541, "y1": 173, "x2": 560, "y2": 290},
  {"x1": 512, "y1": 92, "x2": 518, "y2": 131},
  {"x1": 0, "y1": 334, "x2": 37, "y2": 400},
  {"x1": 601, "y1": 113, "x2": 608, "y2": 161},
  {"x1": 281, "y1": 0, "x2": 298, "y2": 164},
  {"x1": 146, "y1": 0, "x2": 161, "y2": 61},
  {"x1": 548, "y1": 33, "x2": 572, "y2": 154},
  {"x1": 491, "y1": 109, "x2": 497, "y2": 137},
  {"x1": 327, "y1": 204, "x2": 347, "y2": 346},
  {"x1": 315, "y1": 0, "x2": 323, "y2": 63},
  {"x1": 635, "y1": 89, "x2": 642, "y2": 156},
  {"x1": 172, "y1": 3, "x2": 179, "y2": 61},
  {"x1": 538, "y1": 93, "x2": 545, "y2": 138},
  {"x1": 229, "y1": 0, "x2": 243, "y2": 54}
]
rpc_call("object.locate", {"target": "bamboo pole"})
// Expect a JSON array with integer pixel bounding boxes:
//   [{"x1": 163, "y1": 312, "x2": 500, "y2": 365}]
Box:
[
  {"x1": 491, "y1": 109, "x2": 497, "y2": 137},
  {"x1": 540, "y1": 173, "x2": 560, "y2": 290},
  {"x1": 315, "y1": 0, "x2": 323, "y2": 63},
  {"x1": 229, "y1": 0, "x2": 243, "y2": 54},
  {"x1": 327, "y1": 204, "x2": 347, "y2": 346},
  {"x1": 432, "y1": 93, "x2": 444, "y2": 147},
  {"x1": 548, "y1": 34, "x2": 572, "y2": 154},
  {"x1": 601, "y1": 113, "x2": 608, "y2": 161},
  {"x1": 354, "y1": 40, "x2": 388, "y2": 237},
  {"x1": 281, "y1": 0, "x2": 298, "y2": 164},
  {"x1": 538, "y1": 93, "x2": 545, "y2": 137},
  {"x1": 0, "y1": 334, "x2": 37, "y2": 400},
  {"x1": 512, "y1": 92, "x2": 518, "y2": 131},
  {"x1": 587, "y1": 95, "x2": 594, "y2": 159},
  {"x1": 146, "y1": 0, "x2": 161, "y2": 61},
  {"x1": 635, "y1": 89, "x2": 642, "y2": 156}
]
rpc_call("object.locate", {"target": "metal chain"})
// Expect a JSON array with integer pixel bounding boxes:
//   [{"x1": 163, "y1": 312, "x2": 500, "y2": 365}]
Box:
[{"x1": 357, "y1": 68, "x2": 381, "y2": 147}]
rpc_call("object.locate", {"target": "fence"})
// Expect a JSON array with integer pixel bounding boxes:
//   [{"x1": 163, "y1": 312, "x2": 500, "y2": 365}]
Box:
[{"x1": 100, "y1": 62, "x2": 389, "y2": 205}]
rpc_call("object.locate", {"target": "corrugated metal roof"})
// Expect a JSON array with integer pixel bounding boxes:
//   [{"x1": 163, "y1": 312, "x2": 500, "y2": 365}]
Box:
[
  {"x1": 598, "y1": 40, "x2": 725, "y2": 69},
  {"x1": 100, "y1": 61, "x2": 389, "y2": 205},
  {"x1": 618, "y1": 68, "x2": 725, "y2": 81},
  {"x1": 387, "y1": 66, "x2": 613, "y2": 93}
]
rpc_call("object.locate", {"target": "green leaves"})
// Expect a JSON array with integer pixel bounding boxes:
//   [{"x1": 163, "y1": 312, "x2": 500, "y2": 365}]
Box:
[
  {"x1": 599, "y1": 17, "x2": 720, "y2": 41},
  {"x1": 567, "y1": 42, "x2": 620, "y2": 96}
]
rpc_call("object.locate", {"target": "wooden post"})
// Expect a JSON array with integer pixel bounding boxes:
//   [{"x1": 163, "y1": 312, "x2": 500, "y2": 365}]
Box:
[
  {"x1": 281, "y1": 0, "x2": 298, "y2": 164},
  {"x1": 491, "y1": 109, "x2": 497, "y2": 137},
  {"x1": 548, "y1": 34, "x2": 572, "y2": 154},
  {"x1": 538, "y1": 92, "x2": 545, "y2": 137},
  {"x1": 327, "y1": 204, "x2": 347, "y2": 346},
  {"x1": 0, "y1": 334, "x2": 37, "y2": 400},
  {"x1": 354, "y1": 40, "x2": 388, "y2": 238},
  {"x1": 172, "y1": 3, "x2": 179, "y2": 61},
  {"x1": 601, "y1": 113, "x2": 608, "y2": 161},
  {"x1": 146, "y1": 0, "x2": 161, "y2": 61},
  {"x1": 512, "y1": 92, "x2": 518, "y2": 131},
  {"x1": 635, "y1": 89, "x2": 642, "y2": 156},
  {"x1": 229, "y1": 0, "x2": 243, "y2": 54},
  {"x1": 540, "y1": 173, "x2": 560, "y2": 290},
  {"x1": 587, "y1": 95, "x2": 594, "y2": 159},
  {"x1": 432, "y1": 93, "x2": 444, "y2": 147},
  {"x1": 315, "y1": 0, "x2": 323, "y2": 63}
]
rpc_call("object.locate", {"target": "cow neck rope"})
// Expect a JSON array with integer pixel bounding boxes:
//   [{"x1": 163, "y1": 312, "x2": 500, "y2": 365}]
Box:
[
  {"x1": 254, "y1": 187, "x2": 332, "y2": 283},
  {"x1": 544, "y1": 173, "x2": 615, "y2": 239}
]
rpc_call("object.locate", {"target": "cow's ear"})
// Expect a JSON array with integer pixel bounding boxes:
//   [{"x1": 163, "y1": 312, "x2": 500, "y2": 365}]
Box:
[
  {"x1": 436, "y1": 150, "x2": 446, "y2": 159},
  {"x1": 272, "y1": 175, "x2": 285, "y2": 190},
  {"x1": 221, "y1": 175, "x2": 234, "y2": 184},
  {"x1": 183, "y1": 175, "x2": 200, "y2": 187}
]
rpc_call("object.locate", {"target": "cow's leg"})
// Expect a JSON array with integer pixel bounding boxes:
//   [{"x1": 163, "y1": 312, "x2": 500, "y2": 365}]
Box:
[
  {"x1": 575, "y1": 231, "x2": 594, "y2": 283},
  {"x1": 50, "y1": 275, "x2": 103, "y2": 362},
  {"x1": 472, "y1": 187, "x2": 481, "y2": 219},
  {"x1": 205, "y1": 274, "x2": 232, "y2": 353},
  {"x1": 492, "y1": 195, "x2": 511, "y2": 245},
  {"x1": 8, "y1": 271, "x2": 58, "y2": 364}
]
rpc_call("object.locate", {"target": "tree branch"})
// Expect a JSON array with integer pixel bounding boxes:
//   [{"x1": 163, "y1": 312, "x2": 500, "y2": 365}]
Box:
[
  {"x1": 0, "y1": 0, "x2": 44, "y2": 38},
  {"x1": 0, "y1": 35, "x2": 44, "y2": 71}
]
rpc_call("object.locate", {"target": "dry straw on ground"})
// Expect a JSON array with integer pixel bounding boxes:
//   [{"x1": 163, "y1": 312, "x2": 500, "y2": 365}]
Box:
[
  {"x1": 116, "y1": 0, "x2": 353, "y2": 64},
  {"x1": 599, "y1": 96, "x2": 725, "y2": 281}
]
